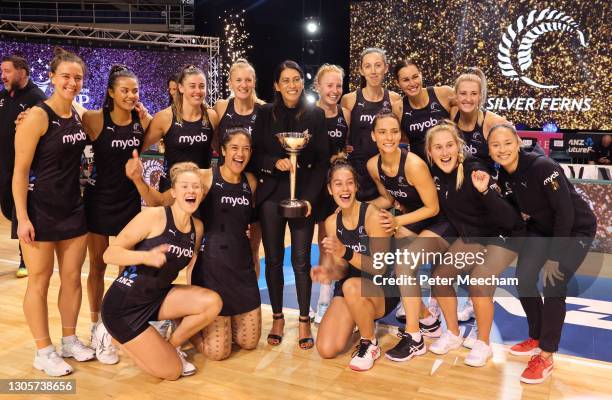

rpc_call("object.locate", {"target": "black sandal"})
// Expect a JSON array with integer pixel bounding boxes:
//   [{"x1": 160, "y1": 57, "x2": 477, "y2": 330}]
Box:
[
  {"x1": 267, "y1": 313, "x2": 284, "y2": 346},
  {"x1": 298, "y1": 316, "x2": 314, "y2": 350}
]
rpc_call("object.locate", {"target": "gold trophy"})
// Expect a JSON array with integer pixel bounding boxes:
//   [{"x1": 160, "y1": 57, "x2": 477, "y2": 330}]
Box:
[{"x1": 276, "y1": 131, "x2": 312, "y2": 218}]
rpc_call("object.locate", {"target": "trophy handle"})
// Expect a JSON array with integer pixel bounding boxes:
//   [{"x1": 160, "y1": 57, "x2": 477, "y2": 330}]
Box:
[{"x1": 289, "y1": 153, "x2": 297, "y2": 201}]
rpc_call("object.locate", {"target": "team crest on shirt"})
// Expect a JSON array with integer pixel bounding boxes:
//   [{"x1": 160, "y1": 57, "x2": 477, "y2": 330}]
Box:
[
  {"x1": 116, "y1": 266, "x2": 138, "y2": 287},
  {"x1": 251, "y1": 114, "x2": 257, "y2": 122},
  {"x1": 472, "y1": 131, "x2": 484, "y2": 143},
  {"x1": 0, "y1": 99, "x2": 4, "y2": 108},
  {"x1": 397, "y1": 176, "x2": 409, "y2": 187},
  {"x1": 242, "y1": 182, "x2": 251, "y2": 193},
  {"x1": 430, "y1": 102, "x2": 442, "y2": 112},
  {"x1": 133, "y1": 122, "x2": 141, "y2": 133},
  {"x1": 433, "y1": 176, "x2": 440, "y2": 191}
]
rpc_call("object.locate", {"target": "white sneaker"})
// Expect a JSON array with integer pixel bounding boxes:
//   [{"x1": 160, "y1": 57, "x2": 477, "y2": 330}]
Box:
[
  {"x1": 349, "y1": 339, "x2": 381, "y2": 371},
  {"x1": 429, "y1": 331, "x2": 463, "y2": 355},
  {"x1": 34, "y1": 347, "x2": 73, "y2": 377},
  {"x1": 395, "y1": 304, "x2": 406, "y2": 323},
  {"x1": 176, "y1": 348, "x2": 196, "y2": 377},
  {"x1": 464, "y1": 340, "x2": 492, "y2": 367},
  {"x1": 61, "y1": 336, "x2": 95, "y2": 362},
  {"x1": 457, "y1": 299, "x2": 475, "y2": 321},
  {"x1": 314, "y1": 302, "x2": 329, "y2": 324},
  {"x1": 462, "y1": 324, "x2": 478, "y2": 349},
  {"x1": 92, "y1": 322, "x2": 119, "y2": 365}
]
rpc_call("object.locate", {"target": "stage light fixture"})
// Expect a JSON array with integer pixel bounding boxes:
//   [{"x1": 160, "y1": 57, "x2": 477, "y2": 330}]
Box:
[
  {"x1": 306, "y1": 92, "x2": 316, "y2": 104},
  {"x1": 305, "y1": 20, "x2": 318, "y2": 34}
]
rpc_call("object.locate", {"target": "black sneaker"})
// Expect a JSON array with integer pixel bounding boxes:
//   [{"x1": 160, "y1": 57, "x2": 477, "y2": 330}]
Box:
[
  {"x1": 419, "y1": 316, "x2": 442, "y2": 338},
  {"x1": 385, "y1": 332, "x2": 426, "y2": 362}
]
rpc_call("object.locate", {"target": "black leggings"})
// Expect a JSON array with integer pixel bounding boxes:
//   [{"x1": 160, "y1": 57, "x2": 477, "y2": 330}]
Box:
[
  {"x1": 516, "y1": 233, "x2": 594, "y2": 353},
  {"x1": 260, "y1": 199, "x2": 315, "y2": 317}
]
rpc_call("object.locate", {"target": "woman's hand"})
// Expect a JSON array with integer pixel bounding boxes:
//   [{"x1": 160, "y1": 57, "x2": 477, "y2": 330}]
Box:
[
  {"x1": 378, "y1": 209, "x2": 397, "y2": 234},
  {"x1": 322, "y1": 236, "x2": 347, "y2": 258},
  {"x1": 143, "y1": 244, "x2": 169, "y2": 268},
  {"x1": 135, "y1": 102, "x2": 151, "y2": 121},
  {"x1": 275, "y1": 158, "x2": 293, "y2": 172},
  {"x1": 125, "y1": 150, "x2": 144, "y2": 181},
  {"x1": 310, "y1": 264, "x2": 332, "y2": 284},
  {"x1": 471, "y1": 170, "x2": 491, "y2": 194},
  {"x1": 17, "y1": 219, "x2": 35, "y2": 244},
  {"x1": 543, "y1": 261, "x2": 565, "y2": 288},
  {"x1": 14, "y1": 108, "x2": 31, "y2": 126}
]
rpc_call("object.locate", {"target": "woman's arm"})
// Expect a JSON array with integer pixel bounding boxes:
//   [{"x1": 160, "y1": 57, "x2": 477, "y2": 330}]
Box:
[
  {"x1": 142, "y1": 108, "x2": 172, "y2": 149},
  {"x1": 393, "y1": 155, "x2": 439, "y2": 227},
  {"x1": 125, "y1": 150, "x2": 174, "y2": 206},
  {"x1": 366, "y1": 155, "x2": 395, "y2": 209},
  {"x1": 12, "y1": 106, "x2": 48, "y2": 244},
  {"x1": 103, "y1": 207, "x2": 169, "y2": 267},
  {"x1": 434, "y1": 85, "x2": 455, "y2": 112},
  {"x1": 81, "y1": 109, "x2": 104, "y2": 141}
]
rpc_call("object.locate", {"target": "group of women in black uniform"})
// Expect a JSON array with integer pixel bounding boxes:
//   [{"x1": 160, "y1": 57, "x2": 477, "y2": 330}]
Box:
[{"x1": 12, "y1": 46, "x2": 596, "y2": 385}]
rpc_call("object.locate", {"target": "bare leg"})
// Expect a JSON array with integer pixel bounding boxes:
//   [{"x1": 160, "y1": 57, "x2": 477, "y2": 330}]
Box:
[
  {"x1": 316, "y1": 296, "x2": 357, "y2": 358},
  {"x1": 121, "y1": 327, "x2": 182, "y2": 380},
  {"x1": 86, "y1": 233, "x2": 109, "y2": 323},
  {"x1": 56, "y1": 234, "x2": 88, "y2": 338},
  {"x1": 21, "y1": 241, "x2": 55, "y2": 349},
  {"x1": 341, "y1": 278, "x2": 387, "y2": 340}
]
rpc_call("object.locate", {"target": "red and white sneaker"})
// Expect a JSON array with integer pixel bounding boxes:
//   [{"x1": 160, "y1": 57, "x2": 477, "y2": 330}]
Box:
[
  {"x1": 349, "y1": 338, "x2": 380, "y2": 371},
  {"x1": 510, "y1": 338, "x2": 541, "y2": 356},
  {"x1": 520, "y1": 355, "x2": 553, "y2": 384}
]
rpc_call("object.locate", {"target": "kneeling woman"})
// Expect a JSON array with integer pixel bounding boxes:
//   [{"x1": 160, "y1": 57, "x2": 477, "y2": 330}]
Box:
[
  {"x1": 101, "y1": 162, "x2": 222, "y2": 380},
  {"x1": 313, "y1": 161, "x2": 397, "y2": 372},
  {"x1": 126, "y1": 129, "x2": 261, "y2": 361},
  {"x1": 425, "y1": 122, "x2": 523, "y2": 367}
]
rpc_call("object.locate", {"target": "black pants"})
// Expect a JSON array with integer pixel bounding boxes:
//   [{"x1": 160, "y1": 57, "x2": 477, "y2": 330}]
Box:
[
  {"x1": 260, "y1": 199, "x2": 315, "y2": 317},
  {"x1": 516, "y1": 233, "x2": 593, "y2": 353}
]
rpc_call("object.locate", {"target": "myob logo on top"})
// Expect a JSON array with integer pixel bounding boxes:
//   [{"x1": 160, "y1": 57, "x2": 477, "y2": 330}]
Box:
[{"x1": 489, "y1": 8, "x2": 591, "y2": 113}]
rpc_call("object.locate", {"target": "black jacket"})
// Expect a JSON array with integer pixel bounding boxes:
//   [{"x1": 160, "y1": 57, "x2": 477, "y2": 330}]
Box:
[
  {"x1": 431, "y1": 157, "x2": 522, "y2": 238},
  {"x1": 498, "y1": 150, "x2": 597, "y2": 260},
  {"x1": 251, "y1": 102, "x2": 329, "y2": 207}
]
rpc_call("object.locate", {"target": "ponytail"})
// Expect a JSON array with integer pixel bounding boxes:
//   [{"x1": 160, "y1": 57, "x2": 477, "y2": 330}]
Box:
[{"x1": 173, "y1": 64, "x2": 210, "y2": 125}]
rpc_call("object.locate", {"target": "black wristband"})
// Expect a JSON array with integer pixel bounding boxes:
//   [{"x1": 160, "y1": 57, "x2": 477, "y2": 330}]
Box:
[{"x1": 342, "y1": 246, "x2": 354, "y2": 261}]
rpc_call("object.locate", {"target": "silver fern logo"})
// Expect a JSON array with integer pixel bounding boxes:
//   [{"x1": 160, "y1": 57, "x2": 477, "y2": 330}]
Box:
[{"x1": 497, "y1": 8, "x2": 587, "y2": 89}]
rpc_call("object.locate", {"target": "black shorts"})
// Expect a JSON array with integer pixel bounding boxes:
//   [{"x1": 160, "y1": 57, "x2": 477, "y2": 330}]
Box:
[
  {"x1": 101, "y1": 283, "x2": 171, "y2": 344},
  {"x1": 406, "y1": 215, "x2": 457, "y2": 241},
  {"x1": 333, "y1": 277, "x2": 400, "y2": 317}
]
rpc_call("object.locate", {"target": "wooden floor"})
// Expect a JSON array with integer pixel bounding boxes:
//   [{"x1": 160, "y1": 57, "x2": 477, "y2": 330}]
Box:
[{"x1": 1, "y1": 217, "x2": 611, "y2": 400}]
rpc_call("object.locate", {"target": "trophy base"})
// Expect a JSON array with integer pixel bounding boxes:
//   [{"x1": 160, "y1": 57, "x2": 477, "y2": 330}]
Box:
[{"x1": 278, "y1": 199, "x2": 309, "y2": 218}]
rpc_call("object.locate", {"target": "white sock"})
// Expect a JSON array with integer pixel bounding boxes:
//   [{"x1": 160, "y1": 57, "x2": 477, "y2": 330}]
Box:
[
  {"x1": 61, "y1": 335, "x2": 77, "y2": 344},
  {"x1": 37, "y1": 344, "x2": 55, "y2": 356},
  {"x1": 420, "y1": 314, "x2": 437, "y2": 325},
  {"x1": 408, "y1": 332, "x2": 422, "y2": 342}
]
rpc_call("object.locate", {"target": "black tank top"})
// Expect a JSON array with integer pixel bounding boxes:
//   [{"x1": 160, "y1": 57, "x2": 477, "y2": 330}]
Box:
[
  {"x1": 325, "y1": 104, "x2": 349, "y2": 157},
  {"x1": 29, "y1": 102, "x2": 86, "y2": 214},
  {"x1": 217, "y1": 98, "x2": 260, "y2": 139},
  {"x1": 400, "y1": 87, "x2": 450, "y2": 159},
  {"x1": 349, "y1": 88, "x2": 392, "y2": 160},
  {"x1": 200, "y1": 166, "x2": 252, "y2": 243},
  {"x1": 336, "y1": 202, "x2": 370, "y2": 278},
  {"x1": 113, "y1": 206, "x2": 195, "y2": 295},
  {"x1": 453, "y1": 110, "x2": 491, "y2": 165},
  {"x1": 87, "y1": 108, "x2": 144, "y2": 195},
  {"x1": 163, "y1": 110, "x2": 213, "y2": 176},
  {"x1": 377, "y1": 149, "x2": 424, "y2": 212}
]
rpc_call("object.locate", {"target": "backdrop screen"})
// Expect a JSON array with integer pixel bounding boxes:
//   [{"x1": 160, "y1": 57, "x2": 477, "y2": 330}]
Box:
[
  {"x1": 0, "y1": 39, "x2": 210, "y2": 115},
  {"x1": 349, "y1": 0, "x2": 610, "y2": 130}
]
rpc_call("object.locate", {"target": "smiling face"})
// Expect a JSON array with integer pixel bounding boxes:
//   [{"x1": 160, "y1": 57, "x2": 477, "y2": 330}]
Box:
[
  {"x1": 168, "y1": 80, "x2": 178, "y2": 97},
  {"x1": 50, "y1": 61, "x2": 83, "y2": 101},
  {"x1": 109, "y1": 76, "x2": 139, "y2": 112},
  {"x1": 456, "y1": 80, "x2": 481, "y2": 114},
  {"x1": 229, "y1": 66, "x2": 256, "y2": 101},
  {"x1": 488, "y1": 127, "x2": 521, "y2": 171},
  {"x1": 428, "y1": 128, "x2": 461, "y2": 173},
  {"x1": 328, "y1": 167, "x2": 357, "y2": 209},
  {"x1": 222, "y1": 132, "x2": 252, "y2": 174},
  {"x1": 171, "y1": 171, "x2": 204, "y2": 214},
  {"x1": 360, "y1": 52, "x2": 387, "y2": 87},
  {"x1": 274, "y1": 67, "x2": 303, "y2": 107},
  {"x1": 317, "y1": 70, "x2": 343, "y2": 107},
  {"x1": 396, "y1": 64, "x2": 422, "y2": 98},
  {"x1": 179, "y1": 73, "x2": 206, "y2": 107},
  {"x1": 372, "y1": 115, "x2": 401, "y2": 155}
]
